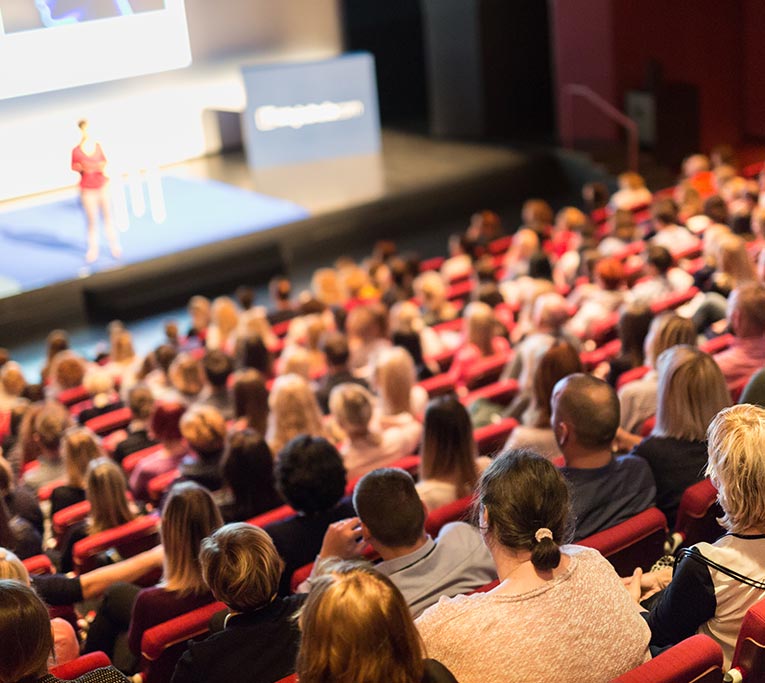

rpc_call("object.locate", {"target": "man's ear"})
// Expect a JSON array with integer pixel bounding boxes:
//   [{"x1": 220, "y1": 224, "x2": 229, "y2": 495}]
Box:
[
  {"x1": 554, "y1": 421, "x2": 569, "y2": 448},
  {"x1": 359, "y1": 521, "x2": 372, "y2": 543}
]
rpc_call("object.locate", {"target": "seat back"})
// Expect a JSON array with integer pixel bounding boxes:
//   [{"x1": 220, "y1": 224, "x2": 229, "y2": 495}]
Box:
[
  {"x1": 22, "y1": 554, "x2": 54, "y2": 576},
  {"x1": 50, "y1": 652, "x2": 112, "y2": 679},
  {"x1": 84, "y1": 406, "x2": 132, "y2": 436},
  {"x1": 57, "y1": 385, "x2": 91, "y2": 407},
  {"x1": 345, "y1": 455, "x2": 420, "y2": 495},
  {"x1": 578, "y1": 507, "x2": 668, "y2": 576},
  {"x1": 73, "y1": 514, "x2": 161, "y2": 574},
  {"x1": 247, "y1": 504, "x2": 297, "y2": 528},
  {"x1": 418, "y1": 372, "x2": 457, "y2": 398},
  {"x1": 121, "y1": 443, "x2": 163, "y2": 476},
  {"x1": 146, "y1": 468, "x2": 180, "y2": 504},
  {"x1": 699, "y1": 334, "x2": 734, "y2": 356},
  {"x1": 650, "y1": 287, "x2": 700, "y2": 315},
  {"x1": 610, "y1": 634, "x2": 723, "y2": 682},
  {"x1": 616, "y1": 365, "x2": 651, "y2": 391},
  {"x1": 141, "y1": 600, "x2": 225, "y2": 683},
  {"x1": 729, "y1": 598, "x2": 765, "y2": 682},
  {"x1": 461, "y1": 378, "x2": 519, "y2": 408},
  {"x1": 673, "y1": 478, "x2": 725, "y2": 549},
  {"x1": 424, "y1": 494, "x2": 475, "y2": 537},
  {"x1": 580, "y1": 339, "x2": 622, "y2": 371},
  {"x1": 463, "y1": 353, "x2": 510, "y2": 391},
  {"x1": 473, "y1": 417, "x2": 518, "y2": 457},
  {"x1": 52, "y1": 500, "x2": 92, "y2": 541}
]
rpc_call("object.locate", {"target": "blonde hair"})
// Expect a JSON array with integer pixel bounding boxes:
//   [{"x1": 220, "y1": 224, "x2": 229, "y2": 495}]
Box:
[
  {"x1": 169, "y1": 353, "x2": 204, "y2": 397},
  {"x1": 0, "y1": 548, "x2": 29, "y2": 583},
  {"x1": 111, "y1": 330, "x2": 135, "y2": 363},
  {"x1": 464, "y1": 301, "x2": 495, "y2": 356},
  {"x1": 180, "y1": 405, "x2": 227, "y2": 457},
  {"x1": 329, "y1": 384, "x2": 380, "y2": 444},
  {"x1": 161, "y1": 482, "x2": 223, "y2": 596},
  {"x1": 267, "y1": 374, "x2": 326, "y2": 455},
  {"x1": 413, "y1": 271, "x2": 447, "y2": 311},
  {"x1": 85, "y1": 457, "x2": 134, "y2": 534},
  {"x1": 716, "y1": 234, "x2": 756, "y2": 290},
  {"x1": 618, "y1": 171, "x2": 646, "y2": 191},
  {"x1": 312, "y1": 268, "x2": 344, "y2": 306},
  {"x1": 0, "y1": 363, "x2": 25, "y2": 397},
  {"x1": 389, "y1": 301, "x2": 423, "y2": 336},
  {"x1": 706, "y1": 404, "x2": 765, "y2": 532},
  {"x1": 211, "y1": 297, "x2": 240, "y2": 340},
  {"x1": 83, "y1": 368, "x2": 114, "y2": 408},
  {"x1": 62, "y1": 427, "x2": 104, "y2": 489},
  {"x1": 654, "y1": 346, "x2": 731, "y2": 441},
  {"x1": 645, "y1": 313, "x2": 697, "y2": 368},
  {"x1": 200, "y1": 523, "x2": 283, "y2": 612},
  {"x1": 280, "y1": 346, "x2": 312, "y2": 380},
  {"x1": 297, "y1": 563, "x2": 425, "y2": 683},
  {"x1": 373, "y1": 347, "x2": 416, "y2": 416}
]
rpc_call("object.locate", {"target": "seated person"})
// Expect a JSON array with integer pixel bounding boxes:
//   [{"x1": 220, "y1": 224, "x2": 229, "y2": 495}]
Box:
[
  {"x1": 0, "y1": 494, "x2": 41, "y2": 560},
  {"x1": 551, "y1": 374, "x2": 656, "y2": 540},
  {"x1": 50, "y1": 426, "x2": 104, "y2": 516},
  {"x1": 315, "y1": 468, "x2": 496, "y2": 617},
  {"x1": 21, "y1": 403, "x2": 72, "y2": 492},
  {"x1": 314, "y1": 333, "x2": 369, "y2": 415},
  {"x1": 194, "y1": 351, "x2": 235, "y2": 421},
  {"x1": 77, "y1": 369, "x2": 123, "y2": 425},
  {"x1": 627, "y1": 405, "x2": 765, "y2": 667},
  {"x1": 0, "y1": 455, "x2": 43, "y2": 536},
  {"x1": 265, "y1": 436, "x2": 355, "y2": 596},
  {"x1": 171, "y1": 523, "x2": 305, "y2": 683},
  {"x1": 628, "y1": 246, "x2": 694, "y2": 306},
  {"x1": 176, "y1": 405, "x2": 227, "y2": 494},
  {"x1": 113, "y1": 384, "x2": 158, "y2": 465}
]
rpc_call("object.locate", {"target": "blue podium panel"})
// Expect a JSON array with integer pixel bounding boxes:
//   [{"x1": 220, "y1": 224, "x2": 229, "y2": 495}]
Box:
[{"x1": 241, "y1": 53, "x2": 381, "y2": 169}]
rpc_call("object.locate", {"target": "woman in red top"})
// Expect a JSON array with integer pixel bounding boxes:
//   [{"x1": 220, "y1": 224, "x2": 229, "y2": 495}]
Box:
[{"x1": 71, "y1": 119, "x2": 122, "y2": 263}]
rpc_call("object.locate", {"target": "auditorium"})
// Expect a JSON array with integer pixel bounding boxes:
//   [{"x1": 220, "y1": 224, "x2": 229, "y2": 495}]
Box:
[{"x1": 1, "y1": 2, "x2": 765, "y2": 681}]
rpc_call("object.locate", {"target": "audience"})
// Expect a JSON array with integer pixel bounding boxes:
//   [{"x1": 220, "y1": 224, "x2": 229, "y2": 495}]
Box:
[
  {"x1": 416, "y1": 449, "x2": 650, "y2": 682},
  {"x1": 50, "y1": 426, "x2": 104, "y2": 515},
  {"x1": 113, "y1": 384, "x2": 157, "y2": 464},
  {"x1": 20, "y1": 402, "x2": 72, "y2": 491}
]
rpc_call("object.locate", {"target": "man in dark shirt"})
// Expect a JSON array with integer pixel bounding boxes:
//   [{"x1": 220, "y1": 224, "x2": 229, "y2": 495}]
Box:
[
  {"x1": 314, "y1": 332, "x2": 368, "y2": 414},
  {"x1": 551, "y1": 373, "x2": 656, "y2": 540}
]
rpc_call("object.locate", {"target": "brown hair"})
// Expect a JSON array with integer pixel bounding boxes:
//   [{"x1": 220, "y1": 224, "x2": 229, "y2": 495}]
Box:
[
  {"x1": 645, "y1": 313, "x2": 697, "y2": 368},
  {"x1": 531, "y1": 342, "x2": 583, "y2": 428},
  {"x1": 373, "y1": 347, "x2": 416, "y2": 417},
  {"x1": 62, "y1": 427, "x2": 104, "y2": 488},
  {"x1": 464, "y1": 301, "x2": 496, "y2": 357},
  {"x1": 180, "y1": 405, "x2": 227, "y2": 458},
  {"x1": 0, "y1": 580, "x2": 53, "y2": 683},
  {"x1": 233, "y1": 368, "x2": 269, "y2": 437},
  {"x1": 297, "y1": 564, "x2": 425, "y2": 683},
  {"x1": 128, "y1": 384, "x2": 154, "y2": 421},
  {"x1": 169, "y1": 353, "x2": 204, "y2": 397},
  {"x1": 200, "y1": 523, "x2": 283, "y2": 612},
  {"x1": 86, "y1": 457, "x2": 135, "y2": 534}
]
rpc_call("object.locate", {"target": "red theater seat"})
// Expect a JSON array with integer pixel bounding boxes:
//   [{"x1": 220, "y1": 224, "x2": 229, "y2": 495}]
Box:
[
  {"x1": 474, "y1": 417, "x2": 518, "y2": 457},
  {"x1": 57, "y1": 385, "x2": 90, "y2": 407},
  {"x1": 424, "y1": 494, "x2": 475, "y2": 537},
  {"x1": 418, "y1": 372, "x2": 457, "y2": 399},
  {"x1": 463, "y1": 353, "x2": 511, "y2": 391},
  {"x1": 729, "y1": 599, "x2": 765, "y2": 682},
  {"x1": 51, "y1": 652, "x2": 113, "y2": 680},
  {"x1": 22, "y1": 554, "x2": 54, "y2": 576},
  {"x1": 37, "y1": 478, "x2": 68, "y2": 502},
  {"x1": 419, "y1": 256, "x2": 445, "y2": 272},
  {"x1": 461, "y1": 378, "x2": 520, "y2": 408},
  {"x1": 588, "y1": 312, "x2": 620, "y2": 346},
  {"x1": 611, "y1": 634, "x2": 723, "y2": 682},
  {"x1": 578, "y1": 507, "x2": 668, "y2": 576},
  {"x1": 617, "y1": 365, "x2": 651, "y2": 391},
  {"x1": 671, "y1": 479, "x2": 725, "y2": 551},
  {"x1": 580, "y1": 339, "x2": 622, "y2": 371},
  {"x1": 52, "y1": 500, "x2": 91, "y2": 541},
  {"x1": 147, "y1": 469, "x2": 180, "y2": 504},
  {"x1": 84, "y1": 406, "x2": 132, "y2": 436},
  {"x1": 73, "y1": 514, "x2": 161, "y2": 574},
  {"x1": 699, "y1": 334, "x2": 734, "y2": 356},
  {"x1": 248, "y1": 504, "x2": 297, "y2": 528},
  {"x1": 650, "y1": 288, "x2": 699, "y2": 315},
  {"x1": 121, "y1": 443, "x2": 163, "y2": 476}
]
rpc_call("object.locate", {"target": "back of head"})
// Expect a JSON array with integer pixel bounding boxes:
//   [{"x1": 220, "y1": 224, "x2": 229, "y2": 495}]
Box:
[
  {"x1": 655, "y1": 346, "x2": 731, "y2": 442},
  {"x1": 155, "y1": 344, "x2": 178, "y2": 374},
  {"x1": 646, "y1": 245, "x2": 673, "y2": 275},
  {"x1": 322, "y1": 332, "x2": 350, "y2": 368},
  {"x1": 373, "y1": 347, "x2": 415, "y2": 416},
  {"x1": 479, "y1": 449, "x2": 572, "y2": 571},
  {"x1": 0, "y1": 362, "x2": 25, "y2": 398},
  {"x1": 86, "y1": 457, "x2": 134, "y2": 532},
  {"x1": 645, "y1": 313, "x2": 697, "y2": 368},
  {"x1": 551, "y1": 374, "x2": 619, "y2": 450},
  {"x1": 268, "y1": 374, "x2": 324, "y2": 451},
  {"x1": 62, "y1": 427, "x2": 104, "y2": 488},
  {"x1": 34, "y1": 402, "x2": 72, "y2": 452},
  {"x1": 465, "y1": 301, "x2": 495, "y2": 355},
  {"x1": 297, "y1": 563, "x2": 424, "y2": 683},
  {"x1": 0, "y1": 548, "x2": 29, "y2": 583},
  {"x1": 707, "y1": 404, "x2": 765, "y2": 533},
  {"x1": 180, "y1": 405, "x2": 226, "y2": 458},
  {"x1": 618, "y1": 303, "x2": 653, "y2": 364},
  {"x1": 532, "y1": 292, "x2": 570, "y2": 331},
  {"x1": 275, "y1": 436, "x2": 346, "y2": 514},
  {"x1": 203, "y1": 350, "x2": 233, "y2": 389},
  {"x1": 221, "y1": 429, "x2": 276, "y2": 514},
  {"x1": 232, "y1": 369, "x2": 268, "y2": 436},
  {"x1": 329, "y1": 383, "x2": 375, "y2": 437},
  {"x1": 170, "y1": 353, "x2": 204, "y2": 396},
  {"x1": 128, "y1": 384, "x2": 154, "y2": 421},
  {"x1": 111, "y1": 330, "x2": 135, "y2": 362},
  {"x1": 730, "y1": 282, "x2": 765, "y2": 337},
  {"x1": 531, "y1": 342, "x2": 583, "y2": 426},
  {"x1": 270, "y1": 276, "x2": 292, "y2": 303},
  {"x1": 200, "y1": 523, "x2": 283, "y2": 612},
  {"x1": 353, "y1": 469, "x2": 425, "y2": 548},
  {"x1": 651, "y1": 197, "x2": 679, "y2": 226},
  {"x1": 54, "y1": 353, "x2": 87, "y2": 390},
  {"x1": 0, "y1": 580, "x2": 53, "y2": 683},
  {"x1": 151, "y1": 402, "x2": 185, "y2": 443},
  {"x1": 162, "y1": 481, "x2": 223, "y2": 595},
  {"x1": 594, "y1": 257, "x2": 624, "y2": 291}
]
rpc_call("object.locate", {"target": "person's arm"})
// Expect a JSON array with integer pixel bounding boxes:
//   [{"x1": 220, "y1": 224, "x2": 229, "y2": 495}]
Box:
[{"x1": 79, "y1": 545, "x2": 164, "y2": 601}]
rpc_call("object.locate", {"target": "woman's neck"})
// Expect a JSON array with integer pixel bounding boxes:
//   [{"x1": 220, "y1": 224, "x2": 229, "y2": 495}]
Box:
[{"x1": 491, "y1": 546, "x2": 568, "y2": 595}]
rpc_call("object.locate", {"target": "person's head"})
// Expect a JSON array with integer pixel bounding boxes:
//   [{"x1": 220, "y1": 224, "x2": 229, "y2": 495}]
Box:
[
  {"x1": 554, "y1": 206, "x2": 588, "y2": 234},
  {"x1": 297, "y1": 564, "x2": 425, "y2": 683},
  {"x1": 269, "y1": 276, "x2": 292, "y2": 306},
  {"x1": 29, "y1": 402, "x2": 72, "y2": 455},
  {"x1": 654, "y1": 346, "x2": 731, "y2": 442},
  {"x1": 329, "y1": 384, "x2": 377, "y2": 441},
  {"x1": 683, "y1": 154, "x2": 711, "y2": 178},
  {"x1": 85, "y1": 457, "x2": 134, "y2": 533},
  {"x1": 704, "y1": 195, "x2": 729, "y2": 225},
  {"x1": 275, "y1": 436, "x2": 346, "y2": 514},
  {"x1": 550, "y1": 374, "x2": 619, "y2": 455},
  {"x1": 161, "y1": 482, "x2": 223, "y2": 595},
  {"x1": 528, "y1": 251, "x2": 553, "y2": 281},
  {"x1": 644, "y1": 313, "x2": 697, "y2": 368},
  {"x1": 155, "y1": 344, "x2": 178, "y2": 375},
  {"x1": 0, "y1": 580, "x2": 54, "y2": 683},
  {"x1": 716, "y1": 233, "x2": 756, "y2": 287},
  {"x1": 202, "y1": 350, "x2": 233, "y2": 390},
  {"x1": 234, "y1": 285, "x2": 255, "y2": 311},
  {"x1": 188, "y1": 295, "x2": 211, "y2": 331},
  {"x1": 464, "y1": 301, "x2": 496, "y2": 356},
  {"x1": 372, "y1": 347, "x2": 416, "y2": 416},
  {"x1": 200, "y1": 523, "x2": 283, "y2": 612},
  {"x1": 53, "y1": 352, "x2": 87, "y2": 390},
  {"x1": 0, "y1": 362, "x2": 25, "y2": 399},
  {"x1": 521, "y1": 199, "x2": 554, "y2": 232},
  {"x1": 478, "y1": 449, "x2": 572, "y2": 571},
  {"x1": 221, "y1": 429, "x2": 277, "y2": 517},
  {"x1": 127, "y1": 384, "x2": 154, "y2": 422},
  {"x1": 345, "y1": 305, "x2": 385, "y2": 345},
  {"x1": 280, "y1": 346, "x2": 312, "y2": 381},
  {"x1": 582, "y1": 181, "x2": 609, "y2": 210},
  {"x1": 0, "y1": 548, "x2": 28, "y2": 583},
  {"x1": 388, "y1": 301, "x2": 424, "y2": 337},
  {"x1": 267, "y1": 374, "x2": 325, "y2": 454},
  {"x1": 83, "y1": 368, "x2": 114, "y2": 404},
  {"x1": 235, "y1": 335, "x2": 273, "y2": 376},
  {"x1": 645, "y1": 245, "x2": 673, "y2": 277},
  {"x1": 353, "y1": 468, "x2": 425, "y2": 550},
  {"x1": 531, "y1": 342, "x2": 583, "y2": 427},
  {"x1": 232, "y1": 368, "x2": 269, "y2": 436},
  {"x1": 321, "y1": 332, "x2": 350, "y2": 370},
  {"x1": 169, "y1": 353, "x2": 204, "y2": 397},
  {"x1": 593, "y1": 257, "x2": 624, "y2": 291},
  {"x1": 707, "y1": 404, "x2": 765, "y2": 533},
  {"x1": 413, "y1": 271, "x2": 447, "y2": 313},
  {"x1": 180, "y1": 405, "x2": 226, "y2": 459},
  {"x1": 45, "y1": 329, "x2": 69, "y2": 363},
  {"x1": 211, "y1": 296, "x2": 240, "y2": 338},
  {"x1": 652, "y1": 197, "x2": 679, "y2": 227},
  {"x1": 618, "y1": 171, "x2": 646, "y2": 192},
  {"x1": 150, "y1": 402, "x2": 185, "y2": 444},
  {"x1": 618, "y1": 303, "x2": 653, "y2": 366},
  {"x1": 111, "y1": 329, "x2": 135, "y2": 363},
  {"x1": 531, "y1": 292, "x2": 570, "y2": 332},
  {"x1": 61, "y1": 426, "x2": 104, "y2": 489},
  {"x1": 728, "y1": 283, "x2": 765, "y2": 338}
]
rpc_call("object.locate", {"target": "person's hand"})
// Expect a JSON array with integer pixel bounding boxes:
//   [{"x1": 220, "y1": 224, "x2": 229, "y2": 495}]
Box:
[
  {"x1": 318, "y1": 517, "x2": 366, "y2": 560},
  {"x1": 622, "y1": 566, "x2": 672, "y2": 603},
  {"x1": 614, "y1": 426, "x2": 642, "y2": 453}
]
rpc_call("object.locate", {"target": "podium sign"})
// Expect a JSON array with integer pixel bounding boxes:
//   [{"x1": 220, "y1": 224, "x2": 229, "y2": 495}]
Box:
[{"x1": 242, "y1": 53, "x2": 381, "y2": 169}]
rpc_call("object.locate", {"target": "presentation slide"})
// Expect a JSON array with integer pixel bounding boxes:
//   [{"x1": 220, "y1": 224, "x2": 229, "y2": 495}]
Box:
[{"x1": 0, "y1": 0, "x2": 191, "y2": 100}]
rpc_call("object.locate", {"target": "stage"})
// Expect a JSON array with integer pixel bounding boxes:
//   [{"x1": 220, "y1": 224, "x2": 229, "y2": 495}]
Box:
[{"x1": 0, "y1": 130, "x2": 575, "y2": 345}]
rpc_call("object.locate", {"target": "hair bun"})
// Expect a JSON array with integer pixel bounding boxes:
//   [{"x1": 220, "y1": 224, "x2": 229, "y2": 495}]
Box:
[{"x1": 530, "y1": 535, "x2": 561, "y2": 572}]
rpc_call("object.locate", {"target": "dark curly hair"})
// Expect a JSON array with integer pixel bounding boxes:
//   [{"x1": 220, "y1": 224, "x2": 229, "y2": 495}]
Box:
[{"x1": 275, "y1": 436, "x2": 346, "y2": 514}]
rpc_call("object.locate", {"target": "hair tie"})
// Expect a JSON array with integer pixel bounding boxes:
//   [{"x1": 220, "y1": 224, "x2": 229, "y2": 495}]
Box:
[{"x1": 534, "y1": 528, "x2": 554, "y2": 543}]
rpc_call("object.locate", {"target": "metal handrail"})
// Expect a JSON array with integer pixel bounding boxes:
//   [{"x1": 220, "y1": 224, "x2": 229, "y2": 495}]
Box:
[{"x1": 561, "y1": 83, "x2": 639, "y2": 172}]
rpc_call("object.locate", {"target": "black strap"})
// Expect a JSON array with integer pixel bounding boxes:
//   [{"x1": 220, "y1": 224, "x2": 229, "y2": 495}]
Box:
[{"x1": 676, "y1": 548, "x2": 765, "y2": 590}]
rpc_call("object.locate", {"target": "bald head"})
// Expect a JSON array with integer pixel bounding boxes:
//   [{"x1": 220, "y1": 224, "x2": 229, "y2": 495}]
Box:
[{"x1": 551, "y1": 374, "x2": 619, "y2": 450}]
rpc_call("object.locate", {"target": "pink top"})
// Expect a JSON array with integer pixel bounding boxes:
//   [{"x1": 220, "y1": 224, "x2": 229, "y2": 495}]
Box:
[
  {"x1": 714, "y1": 336, "x2": 765, "y2": 389},
  {"x1": 72, "y1": 143, "x2": 107, "y2": 190},
  {"x1": 50, "y1": 617, "x2": 79, "y2": 667}
]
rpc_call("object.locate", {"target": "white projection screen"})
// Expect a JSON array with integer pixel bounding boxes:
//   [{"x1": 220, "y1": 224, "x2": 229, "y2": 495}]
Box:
[{"x1": 0, "y1": 0, "x2": 191, "y2": 100}]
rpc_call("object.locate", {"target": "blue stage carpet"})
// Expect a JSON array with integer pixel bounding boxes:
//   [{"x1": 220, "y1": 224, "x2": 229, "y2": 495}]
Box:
[{"x1": 0, "y1": 176, "x2": 309, "y2": 296}]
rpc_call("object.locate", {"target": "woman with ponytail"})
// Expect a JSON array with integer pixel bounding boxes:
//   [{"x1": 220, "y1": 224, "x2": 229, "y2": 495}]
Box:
[{"x1": 416, "y1": 449, "x2": 650, "y2": 683}]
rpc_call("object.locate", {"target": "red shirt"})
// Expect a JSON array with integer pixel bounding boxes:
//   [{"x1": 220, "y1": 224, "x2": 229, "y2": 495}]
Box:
[{"x1": 72, "y1": 143, "x2": 107, "y2": 189}]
